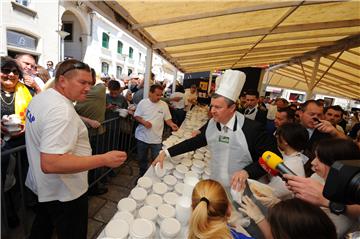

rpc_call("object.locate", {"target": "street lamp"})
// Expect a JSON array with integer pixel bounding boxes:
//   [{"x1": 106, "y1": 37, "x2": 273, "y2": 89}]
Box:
[{"x1": 56, "y1": 30, "x2": 70, "y2": 61}]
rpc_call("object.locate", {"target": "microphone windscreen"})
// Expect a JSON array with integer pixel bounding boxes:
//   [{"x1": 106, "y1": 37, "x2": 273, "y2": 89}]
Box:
[
  {"x1": 262, "y1": 151, "x2": 284, "y2": 170},
  {"x1": 259, "y1": 157, "x2": 278, "y2": 176}
]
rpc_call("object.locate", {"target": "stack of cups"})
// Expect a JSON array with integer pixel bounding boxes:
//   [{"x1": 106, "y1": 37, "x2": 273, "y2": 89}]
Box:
[
  {"x1": 163, "y1": 175, "x2": 177, "y2": 191},
  {"x1": 129, "y1": 218, "x2": 156, "y2": 239},
  {"x1": 160, "y1": 218, "x2": 181, "y2": 239},
  {"x1": 130, "y1": 187, "x2": 148, "y2": 208},
  {"x1": 152, "y1": 182, "x2": 168, "y2": 196},
  {"x1": 117, "y1": 198, "x2": 137, "y2": 214},
  {"x1": 157, "y1": 204, "x2": 176, "y2": 225},
  {"x1": 137, "y1": 176, "x2": 153, "y2": 193},
  {"x1": 138, "y1": 205, "x2": 158, "y2": 223},
  {"x1": 104, "y1": 219, "x2": 129, "y2": 239},
  {"x1": 113, "y1": 211, "x2": 134, "y2": 226},
  {"x1": 175, "y1": 196, "x2": 192, "y2": 226},
  {"x1": 145, "y1": 194, "x2": 163, "y2": 209},
  {"x1": 191, "y1": 160, "x2": 205, "y2": 177}
]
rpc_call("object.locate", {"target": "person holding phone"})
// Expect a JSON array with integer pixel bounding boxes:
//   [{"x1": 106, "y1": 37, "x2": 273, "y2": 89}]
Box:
[{"x1": 297, "y1": 100, "x2": 347, "y2": 176}]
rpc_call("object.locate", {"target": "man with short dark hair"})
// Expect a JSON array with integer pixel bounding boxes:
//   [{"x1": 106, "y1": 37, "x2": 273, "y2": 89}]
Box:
[
  {"x1": 134, "y1": 84, "x2": 178, "y2": 176},
  {"x1": 298, "y1": 100, "x2": 346, "y2": 175},
  {"x1": 324, "y1": 105, "x2": 344, "y2": 132},
  {"x1": 274, "y1": 107, "x2": 295, "y2": 129},
  {"x1": 15, "y1": 54, "x2": 44, "y2": 93},
  {"x1": 242, "y1": 89, "x2": 267, "y2": 125},
  {"x1": 25, "y1": 59, "x2": 127, "y2": 239}
]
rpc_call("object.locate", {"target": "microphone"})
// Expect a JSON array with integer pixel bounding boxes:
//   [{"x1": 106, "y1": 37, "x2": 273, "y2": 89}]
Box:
[
  {"x1": 261, "y1": 151, "x2": 297, "y2": 176},
  {"x1": 258, "y1": 157, "x2": 278, "y2": 176}
]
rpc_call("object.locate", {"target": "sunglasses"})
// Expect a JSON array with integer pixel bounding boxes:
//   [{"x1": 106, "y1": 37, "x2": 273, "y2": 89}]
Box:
[
  {"x1": 61, "y1": 62, "x2": 90, "y2": 76},
  {"x1": 2, "y1": 68, "x2": 20, "y2": 76}
]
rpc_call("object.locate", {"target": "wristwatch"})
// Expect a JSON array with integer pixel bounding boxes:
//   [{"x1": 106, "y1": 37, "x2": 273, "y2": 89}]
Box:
[{"x1": 329, "y1": 201, "x2": 347, "y2": 215}]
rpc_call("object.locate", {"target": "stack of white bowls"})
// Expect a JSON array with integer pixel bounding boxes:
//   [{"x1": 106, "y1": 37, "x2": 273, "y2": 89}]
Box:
[{"x1": 129, "y1": 218, "x2": 156, "y2": 239}]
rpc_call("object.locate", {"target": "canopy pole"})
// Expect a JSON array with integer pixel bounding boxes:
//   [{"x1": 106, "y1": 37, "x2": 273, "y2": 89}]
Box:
[
  {"x1": 144, "y1": 47, "x2": 153, "y2": 99},
  {"x1": 208, "y1": 71, "x2": 213, "y2": 94},
  {"x1": 306, "y1": 56, "x2": 320, "y2": 100},
  {"x1": 172, "y1": 69, "x2": 177, "y2": 93}
]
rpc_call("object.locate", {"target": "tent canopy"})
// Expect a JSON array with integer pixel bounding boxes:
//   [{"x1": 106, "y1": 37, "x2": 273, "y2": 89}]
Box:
[{"x1": 92, "y1": 1, "x2": 360, "y2": 99}]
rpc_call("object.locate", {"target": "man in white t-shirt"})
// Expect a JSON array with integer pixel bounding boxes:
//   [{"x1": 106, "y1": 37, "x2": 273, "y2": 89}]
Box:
[
  {"x1": 134, "y1": 84, "x2": 178, "y2": 176},
  {"x1": 25, "y1": 59, "x2": 127, "y2": 239}
]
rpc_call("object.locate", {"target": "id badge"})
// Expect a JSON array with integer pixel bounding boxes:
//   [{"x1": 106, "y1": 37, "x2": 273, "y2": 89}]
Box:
[{"x1": 218, "y1": 135, "x2": 230, "y2": 144}]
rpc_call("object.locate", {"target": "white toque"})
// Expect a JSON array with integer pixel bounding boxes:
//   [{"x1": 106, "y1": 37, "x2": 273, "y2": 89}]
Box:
[{"x1": 215, "y1": 69, "x2": 246, "y2": 102}]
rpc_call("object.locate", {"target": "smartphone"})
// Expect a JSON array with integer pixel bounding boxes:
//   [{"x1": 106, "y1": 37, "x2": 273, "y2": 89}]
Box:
[{"x1": 313, "y1": 117, "x2": 321, "y2": 124}]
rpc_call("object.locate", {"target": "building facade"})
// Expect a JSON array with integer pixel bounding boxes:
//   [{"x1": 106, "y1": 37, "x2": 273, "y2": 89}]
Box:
[{"x1": 1, "y1": 0, "x2": 181, "y2": 81}]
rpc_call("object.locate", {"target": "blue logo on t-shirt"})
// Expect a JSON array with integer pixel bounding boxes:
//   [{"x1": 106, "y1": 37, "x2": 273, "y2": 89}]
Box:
[{"x1": 26, "y1": 109, "x2": 35, "y2": 123}]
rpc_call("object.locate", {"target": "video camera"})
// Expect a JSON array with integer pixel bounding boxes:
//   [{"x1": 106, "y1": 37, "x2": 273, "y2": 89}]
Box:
[{"x1": 323, "y1": 160, "x2": 360, "y2": 204}]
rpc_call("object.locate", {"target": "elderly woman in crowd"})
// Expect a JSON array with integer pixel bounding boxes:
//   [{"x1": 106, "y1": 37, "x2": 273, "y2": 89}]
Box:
[{"x1": 1, "y1": 56, "x2": 34, "y2": 227}]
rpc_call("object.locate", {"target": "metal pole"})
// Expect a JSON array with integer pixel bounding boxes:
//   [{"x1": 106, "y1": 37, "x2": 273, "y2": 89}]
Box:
[
  {"x1": 172, "y1": 70, "x2": 177, "y2": 93},
  {"x1": 144, "y1": 47, "x2": 153, "y2": 99}
]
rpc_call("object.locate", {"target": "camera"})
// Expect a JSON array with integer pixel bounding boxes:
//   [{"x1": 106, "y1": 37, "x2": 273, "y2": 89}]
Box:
[{"x1": 323, "y1": 160, "x2": 360, "y2": 204}]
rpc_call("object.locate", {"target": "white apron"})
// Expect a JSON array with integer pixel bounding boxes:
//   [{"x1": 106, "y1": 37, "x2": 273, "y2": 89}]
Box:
[{"x1": 205, "y1": 112, "x2": 252, "y2": 187}]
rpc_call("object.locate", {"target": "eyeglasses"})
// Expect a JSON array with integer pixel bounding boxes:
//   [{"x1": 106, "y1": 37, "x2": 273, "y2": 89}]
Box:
[
  {"x1": 1, "y1": 68, "x2": 20, "y2": 76},
  {"x1": 61, "y1": 62, "x2": 90, "y2": 76}
]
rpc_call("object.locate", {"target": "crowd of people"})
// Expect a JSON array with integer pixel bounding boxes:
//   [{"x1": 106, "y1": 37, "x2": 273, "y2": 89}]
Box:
[{"x1": 1, "y1": 57, "x2": 360, "y2": 239}]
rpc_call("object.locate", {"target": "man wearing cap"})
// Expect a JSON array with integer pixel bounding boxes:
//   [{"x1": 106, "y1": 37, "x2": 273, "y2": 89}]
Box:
[{"x1": 153, "y1": 70, "x2": 279, "y2": 191}]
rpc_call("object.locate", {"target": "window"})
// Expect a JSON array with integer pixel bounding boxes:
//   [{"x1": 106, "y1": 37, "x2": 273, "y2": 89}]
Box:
[
  {"x1": 138, "y1": 53, "x2": 142, "y2": 63},
  {"x1": 128, "y1": 68, "x2": 133, "y2": 76},
  {"x1": 129, "y1": 47, "x2": 133, "y2": 59},
  {"x1": 116, "y1": 66, "x2": 122, "y2": 79},
  {"x1": 101, "y1": 62, "x2": 109, "y2": 74},
  {"x1": 16, "y1": 0, "x2": 29, "y2": 6},
  {"x1": 102, "y1": 32, "x2": 109, "y2": 49},
  {"x1": 117, "y1": 41, "x2": 123, "y2": 54},
  {"x1": 62, "y1": 22, "x2": 73, "y2": 42}
]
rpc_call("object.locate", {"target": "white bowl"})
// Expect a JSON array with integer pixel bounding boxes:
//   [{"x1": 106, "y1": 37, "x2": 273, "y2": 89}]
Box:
[
  {"x1": 173, "y1": 170, "x2": 185, "y2": 180},
  {"x1": 145, "y1": 194, "x2": 163, "y2": 208},
  {"x1": 157, "y1": 204, "x2": 176, "y2": 223},
  {"x1": 154, "y1": 162, "x2": 166, "y2": 178},
  {"x1": 191, "y1": 165, "x2": 204, "y2": 174},
  {"x1": 163, "y1": 192, "x2": 179, "y2": 206},
  {"x1": 175, "y1": 196, "x2": 192, "y2": 225},
  {"x1": 193, "y1": 159, "x2": 205, "y2": 169},
  {"x1": 180, "y1": 158, "x2": 192, "y2": 168},
  {"x1": 113, "y1": 211, "x2": 134, "y2": 225},
  {"x1": 117, "y1": 197, "x2": 137, "y2": 213},
  {"x1": 116, "y1": 108, "x2": 129, "y2": 118},
  {"x1": 137, "y1": 176, "x2": 153, "y2": 192},
  {"x1": 130, "y1": 218, "x2": 155, "y2": 239},
  {"x1": 174, "y1": 183, "x2": 184, "y2": 195},
  {"x1": 104, "y1": 219, "x2": 129, "y2": 239},
  {"x1": 160, "y1": 218, "x2": 181, "y2": 238},
  {"x1": 185, "y1": 171, "x2": 199, "y2": 179},
  {"x1": 163, "y1": 175, "x2": 177, "y2": 188},
  {"x1": 152, "y1": 182, "x2": 168, "y2": 195},
  {"x1": 193, "y1": 153, "x2": 204, "y2": 160},
  {"x1": 163, "y1": 161, "x2": 174, "y2": 171},
  {"x1": 138, "y1": 205, "x2": 158, "y2": 222},
  {"x1": 175, "y1": 164, "x2": 188, "y2": 174},
  {"x1": 130, "y1": 187, "x2": 147, "y2": 203}
]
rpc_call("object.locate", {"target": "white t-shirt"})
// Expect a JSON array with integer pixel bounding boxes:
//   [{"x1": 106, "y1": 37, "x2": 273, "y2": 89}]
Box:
[
  {"x1": 25, "y1": 88, "x2": 91, "y2": 202},
  {"x1": 170, "y1": 92, "x2": 185, "y2": 109},
  {"x1": 268, "y1": 152, "x2": 306, "y2": 199},
  {"x1": 134, "y1": 98, "x2": 172, "y2": 144},
  {"x1": 184, "y1": 89, "x2": 197, "y2": 111}
]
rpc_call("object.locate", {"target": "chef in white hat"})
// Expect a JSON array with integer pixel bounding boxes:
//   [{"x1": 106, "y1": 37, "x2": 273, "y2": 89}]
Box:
[{"x1": 153, "y1": 69, "x2": 280, "y2": 191}]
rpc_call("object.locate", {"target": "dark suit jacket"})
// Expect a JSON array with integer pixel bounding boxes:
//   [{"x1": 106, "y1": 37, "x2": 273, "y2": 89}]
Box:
[
  {"x1": 255, "y1": 109, "x2": 267, "y2": 125},
  {"x1": 167, "y1": 117, "x2": 280, "y2": 179}
]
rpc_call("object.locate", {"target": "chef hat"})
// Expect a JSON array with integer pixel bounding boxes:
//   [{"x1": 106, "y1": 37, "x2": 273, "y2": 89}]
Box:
[
  {"x1": 215, "y1": 69, "x2": 246, "y2": 102},
  {"x1": 215, "y1": 75, "x2": 222, "y2": 91}
]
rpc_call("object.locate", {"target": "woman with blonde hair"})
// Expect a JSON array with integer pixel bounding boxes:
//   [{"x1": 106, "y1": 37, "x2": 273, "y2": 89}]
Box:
[{"x1": 189, "y1": 179, "x2": 254, "y2": 239}]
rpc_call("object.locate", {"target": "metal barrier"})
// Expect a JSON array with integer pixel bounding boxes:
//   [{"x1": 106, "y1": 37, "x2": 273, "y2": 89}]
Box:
[{"x1": 1, "y1": 115, "x2": 137, "y2": 238}]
